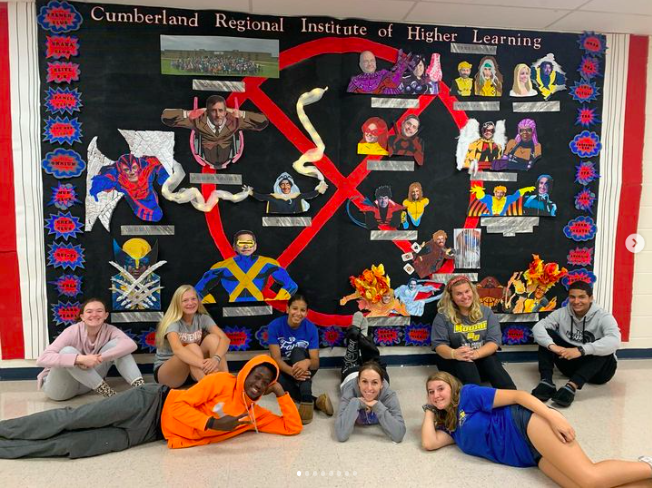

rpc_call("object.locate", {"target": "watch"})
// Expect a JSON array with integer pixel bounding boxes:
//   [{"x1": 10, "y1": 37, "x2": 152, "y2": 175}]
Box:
[
  {"x1": 422, "y1": 404, "x2": 437, "y2": 413},
  {"x1": 577, "y1": 346, "x2": 586, "y2": 357}
]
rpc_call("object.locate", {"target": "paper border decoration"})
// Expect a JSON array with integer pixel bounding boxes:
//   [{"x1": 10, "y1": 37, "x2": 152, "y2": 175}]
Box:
[
  {"x1": 578, "y1": 31, "x2": 607, "y2": 57},
  {"x1": 45, "y1": 211, "x2": 83, "y2": 240},
  {"x1": 569, "y1": 80, "x2": 600, "y2": 103},
  {"x1": 575, "y1": 105, "x2": 600, "y2": 128},
  {"x1": 51, "y1": 300, "x2": 81, "y2": 326},
  {"x1": 47, "y1": 61, "x2": 81, "y2": 83},
  {"x1": 563, "y1": 216, "x2": 597, "y2": 241},
  {"x1": 45, "y1": 35, "x2": 79, "y2": 59},
  {"x1": 37, "y1": 1, "x2": 83, "y2": 33},
  {"x1": 373, "y1": 327, "x2": 402, "y2": 346},
  {"x1": 224, "y1": 326, "x2": 252, "y2": 351},
  {"x1": 50, "y1": 274, "x2": 83, "y2": 297},
  {"x1": 138, "y1": 327, "x2": 158, "y2": 352},
  {"x1": 562, "y1": 268, "x2": 597, "y2": 289},
  {"x1": 42, "y1": 148, "x2": 86, "y2": 178},
  {"x1": 47, "y1": 241, "x2": 85, "y2": 270},
  {"x1": 502, "y1": 325, "x2": 533, "y2": 345},
  {"x1": 404, "y1": 324, "x2": 430, "y2": 347},
  {"x1": 569, "y1": 130, "x2": 602, "y2": 158},
  {"x1": 254, "y1": 325, "x2": 269, "y2": 348},
  {"x1": 48, "y1": 182, "x2": 80, "y2": 209},
  {"x1": 574, "y1": 188, "x2": 596, "y2": 213},
  {"x1": 575, "y1": 161, "x2": 600, "y2": 185},
  {"x1": 45, "y1": 87, "x2": 82, "y2": 115},
  {"x1": 43, "y1": 116, "x2": 82, "y2": 145},
  {"x1": 567, "y1": 247, "x2": 594, "y2": 267},
  {"x1": 320, "y1": 326, "x2": 345, "y2": 348},
  {"x1": 578, "y1": 56, "x2": 601, "y2": 80}
]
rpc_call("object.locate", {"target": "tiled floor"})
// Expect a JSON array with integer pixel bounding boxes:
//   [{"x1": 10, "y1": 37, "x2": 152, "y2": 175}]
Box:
[{"x1": 1, "y1": 360, "x2": 651, "y2": 488}]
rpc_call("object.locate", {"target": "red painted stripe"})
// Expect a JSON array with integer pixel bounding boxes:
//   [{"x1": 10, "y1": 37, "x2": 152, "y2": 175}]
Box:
[
  {"x1": 613, "y1": 35, "x2": 648, "y2": 341},
  {"x1": 0, "y1": 3, "x2": 25, "y2": 359}
]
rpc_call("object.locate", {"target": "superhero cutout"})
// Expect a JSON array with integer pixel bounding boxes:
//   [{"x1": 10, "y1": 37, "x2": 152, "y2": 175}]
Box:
[
  {"x1": 468, "y1": 184, "x2": 535, "y2": 217},
  {"x1": 358, "y1": 117, "x2": 389, "y2": 155},
  {"x1": 531, "y1": 53, "x2": 567, "y2": 100},
  {"x1": 347, "y1": 50, "x2": 411, "y2": 95},
  {"x1": 401, "y1": 182, "x2": 429, "y2": 229},
  {"x1": 454, "y1": 228, "x2": 481, "y2": 269},
  {"x1": 388, "y1": 116, "x2": 425, "y2": 166},
  {"x1": 491, "y1": 119, "x2": 542, "y2": 171},
  {"x1": 110, "y1": 238, "x2": 166, "y2": 311},
  {"x1": 195, "y1": 230, "x2": 297, "y2": 303},
  {"x1": 411, "y1": 230, "x2": 455, "y2": 279},
  {"x1": 248, "y1": 172, "x2": 328, "y2": 214},
  {"x1": 339, "y1": 264, "x2": 409, "y2": 317},
  {"x1": 456, "y1": 119, "x2": 506, "y2": 172},
  {"x1": 523, "y1": 174, "x2": 557, "y2": 217},
  {"x1": 161, "y1": 95, "x2": 268, "y2": 170},
  {"x1": 474, "y1": 56, "x2": 503, "y2": 96},
  {"x1": 452, "y1": 61, "x2": 473, "y2": 97},
  {"x1": 399, "y1": 53, "x2": 442, "y2": 95},
  {"x1": 510, "y1": 63, "x2": 537, "y2": 97},
  {"x1": 346, "y1": 185, "x2": 406, "y2": 230},
  {"x1": 89, "y1": 153, "x2": 169, "y2": 223},
  {"x1": 503, "y1": 255, "x2": 567, "y2": 313},
  {"x1": 393, "y1": 277, "x2": 442, "y2": 317},
  {"x1": 476, "y1": 276, "x2": 505, "y2": 310}
]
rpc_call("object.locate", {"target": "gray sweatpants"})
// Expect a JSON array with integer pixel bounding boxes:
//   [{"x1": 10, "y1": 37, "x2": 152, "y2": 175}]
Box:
[
  {"x1": 42, "y1": 338, "x2": 143, "y2": 401},
  {"x1": 0, "y1": 384, "x2": 167, "y2": 459}
]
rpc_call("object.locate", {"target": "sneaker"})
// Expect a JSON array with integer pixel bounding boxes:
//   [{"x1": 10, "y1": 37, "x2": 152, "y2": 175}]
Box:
[
  {"x1": 551, "y1": 384, "x2": 576, "y2": 408},
  {"x1": 298, "y1": 402, "x2": 314, "y2": 425},
  {"x1": 131, "y1": 377, "x2": 145, "y2": 387},
  {"x1": 315, "y1": 393, "x2": 334, "y2": 416},
  {"x1": 352, "y1": 311, "x2": 368, "y2": 337},
  {"x1": 531, "y1": 381, "x2": 556, "y2": 402},
  {"x1": 638, "y1": 456, "x2": 652, "y2": 475}
]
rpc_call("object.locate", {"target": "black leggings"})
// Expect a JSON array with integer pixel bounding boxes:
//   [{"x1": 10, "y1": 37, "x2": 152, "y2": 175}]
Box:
[
  {"x1": 341, "y1": 333, "x2": 389, "y2": 384},
  {"x1": 277, "y1": 347, "x2": 319, "y2": 403},
  {"x1": 434, "y1": 353, "x2": 517, "y2": 389}
]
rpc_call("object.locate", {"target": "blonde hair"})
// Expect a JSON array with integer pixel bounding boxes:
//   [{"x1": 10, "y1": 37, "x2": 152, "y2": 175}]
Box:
[
  {"x1": 426, "y1": 371, "x2": 462, "y2": 432},
  {"x1": 156, "y1": 284, "x2": 209, "y2": 347},
  {"x1": 511, "y1": 63, "x2": 533, "y2": 94},
  {"x1": 437, "y1": 276, "x2": 483, "y2": 324}
]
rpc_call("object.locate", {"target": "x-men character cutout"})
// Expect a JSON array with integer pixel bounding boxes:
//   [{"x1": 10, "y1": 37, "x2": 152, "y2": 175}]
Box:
[
  {"x1": 358, "y1": 117, "x2": 389, "y2": 155},
  {"x1": 524, "y1": 174, "x2": 557, "y2": 217},
  {"x1": 347, "y1": 185, "x2": 406, "y2": 230},
  {"x1": 401, "y1": 182, "x2": 429, "y2": 229},
  {"x1": 510, "y1": 63, "x2": 537, "y2": 97},
  {"x1": 491, "y1": 118, "x2": 542, "y2": 171},
  {"x1": 468, "y1": 184, "x2": 535, "y2": 217},
  {"x1": 248, "y1": 172, "x2": 328, "y2": 214},
  {"x1": 89, "y1": 153, "x2": 169, "y2": 223},
  {"x1": 110, "y1": 238, "x2": 166, "y2": 311},
  {"x1": 476, "y1": 276, "x2": 505, "y2": 309},
  {"x1": 399, "y1": 53, "x2": 442, "y2": 95},
  {"x1": 503, "y1": 254, "x2": 567, "y2": 313},
  {"x1": 474, "y1": 56, "x2": 503, "y2": 96},
  {"x1": 531, "y1": 53, "x2": 567, "y2": 99},
  {"x1": 340, "y1": 264, "x2": 409, "y2": 317},
  {"x1": 388, "y1": 115, "x2": 425, "y2": 166},
  {"x1": 393, "y1": 277, "x2": 441, "y2": 317},
  {"x1": 347, "y1": 50, "x2": 411, "y2": 95},
  {"x1": 412, "y1": 230, "x2": 455, "y2": 279},
  {"x1": 195, "y1": 230, "x2": 297, "y2": 303},
  {"x1": 161, "y1": 95, "x2": 268, "y2": 169},
  {"x1": 457, "y1": 119, "x2": 506, "y2": 171},
  {"x1": 453, "y1": 61, "x2": 473, "y2": 97},
  {"x1": 454, "y1": 228, "x2": 481, "y2": 269}
]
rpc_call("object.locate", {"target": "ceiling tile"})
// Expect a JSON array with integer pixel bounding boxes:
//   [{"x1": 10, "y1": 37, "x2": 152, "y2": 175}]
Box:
[
  {"x1": 550, "y1": 11, "x2": 652, "y2": 35},
  {"x1": 406, "y1": 2, "x2": 569, "y2": 29},
  {"x1": 252, "y1": 0, "x2": 415, "y2": 22},
  {"x1": 579, "y1": 0, "x2": 652, "y2": 16}
]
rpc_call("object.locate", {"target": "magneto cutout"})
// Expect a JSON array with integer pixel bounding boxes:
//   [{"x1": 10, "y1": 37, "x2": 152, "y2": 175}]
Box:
[
  {"x1": 347, "y1": 185, "x2": 406, "y2": 230},
  {"x1": 45, "y1": 35, "x2": 79, "y2": 59},
  {"x1": 576, "y1": 105, "x2": 600, "y2": 128},
  {"x1": 474, "y1": 56, "x2": 503, "y2": 97},
  {"x1": 46, "y1": 61, "x2": 80, "y2": 83},
  {"x1": 569, "y1": 130, "x2": 602, "y2": 158},
  {"x1": 401, "y1": 182, "x2": 429, "y2": 229},
  {"x1": 45, "y1": 211, "x2": 83, "y2": 241},
  {"x1": 454, "y1": 228, "x2": 481, "y2": 269},
  {"x1": 567, "y1": 247, "x2": 594, "y2": 267},
  {"x1": 347, "y1": 49, "x2": 411, "y2": 95},
  {"x1": 42, "y1": 148, "x2": 86, "y2": 179},
  {"x1": 48, "y1": 182, "x2": 80, "y2": 209},
  {"x1": 195, "y1": 230, "x2": 297, "y2": 303},
  {"x1": 45, "y1": 87, "x2": 82, "y2": 115},
  {"x1": 570, "y1": 80, "x2": 600, "y2": 103},
  {"x1": 563, "y1": 216, "x2": 597, "y2": 241},
  {"x1": 339, "y1": 264, "x2": 409, "y2": 317},
  {"x1": 110, "y1": 238, "x2": 166, "y2": 311},
  {"x1": 399, "y1": 53, "x2": 441, "y2": 95},
  {"x1": 404, "y1": 324, "x2": 431, "y2": 347},
  {"x1": 468, "y1": 183, "x2": 535, "y2": 217},
  {"x1": 320, "y1": 327, "x2": 345, "y2": 348},
  {"x1": 503, "y1": 255, "x2": 567, "y2": 314},
  {"x1": 37, "y1": 1, "x2": 83, "y2": 33},
  {"x1": 47, "y1": 241, "x2": 85, "y2": 270},
  {"x1": 531, "y1": 53, "x2": 566, "y2": 100},
  {"x1": 456, "y1": 119, "x2": 506, "y2": 171},
  {"x1": 523, "y1": 175, "x2": 557, "y2": 217},
  {"x1": 50, "y1": 274, "x2": 83, "y2": 298},
  {"x1": 578, "y1": 56, "x2": 602, "y2": 80},
  {"x1": 51, "y1": 301, "x2": 81, "y2": 326},
  {"x1": 476, "y1": 276, "x2": 504, "y2": 310},
  {"x1": 411, "y1": 230, "x2": 455, "y2": 279},
  {"x1": 394, "y1": 278, "x2": 442, "y2": 317},
  {"x1": 578, "y1": 32, "x2": 607, "y2": 57},
  {"x1": 43, "y1": 116, "x2": 82, "y2": 145},
  {"x1": 388, "y1": 116, "x2": 425, "y2": 165},
  {"x1": 509, "y1": 63, "x2": 537, "y2": 97},
  {"x1": 575, "y1": 188, "x2": 596, "y2": 213},
  {"x1": 561, "y1": 268, "x2": 597, "y2": 289},
  {"x1": 575, "y1": 161, "x2": 601, "y2": 185},
  {"x1": 224, "y1": 326, "x2": 252, "y2": 351},
  {"x1": 491, "y1": 118, "x2": 542, "y2": 172},
  {"x1": 452, "y1": 60, "x2": 473, "y2": 97},
  {"x1": 358, "y1": 117, "x2": 389, "y2": 155}
]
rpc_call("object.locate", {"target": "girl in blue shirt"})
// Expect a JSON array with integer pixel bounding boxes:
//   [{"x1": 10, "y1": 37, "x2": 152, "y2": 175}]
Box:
[{"x1": 421, "y1": 371, "x2": 652, "y2": 486}]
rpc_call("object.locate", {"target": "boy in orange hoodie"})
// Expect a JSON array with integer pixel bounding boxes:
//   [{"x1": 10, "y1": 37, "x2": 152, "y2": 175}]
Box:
[{"x1": 0, "y1": 355, "x2": 302, "y2": 458}]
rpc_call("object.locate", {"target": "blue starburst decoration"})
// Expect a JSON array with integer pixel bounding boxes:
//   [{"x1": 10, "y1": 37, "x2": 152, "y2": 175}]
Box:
[
  {"x1": 45, "y1": 211, "x2": 83, "y2": 241},
  {"x1": 43, "y1": 116, "x2": 82, "y2": 145}
]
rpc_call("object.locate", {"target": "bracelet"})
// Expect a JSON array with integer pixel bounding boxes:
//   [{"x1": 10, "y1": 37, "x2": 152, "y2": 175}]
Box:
[
  {"x1": 451, "y1": 349, "x2": 456, "y2": 360},
  {"x1": 213, "y1": 354, "x2": 222, "y2": 364},
  {"x1": 422, "y1": 404, "x2": 437, "y2": 413}
]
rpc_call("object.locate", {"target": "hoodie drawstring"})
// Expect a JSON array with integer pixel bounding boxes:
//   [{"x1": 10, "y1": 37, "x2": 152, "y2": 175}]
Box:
[
  {"x1": 243, "y1": 391, "x2": 259, "y2": 433},
  {"x1": 570, "y1": 316, "x2": 587, "y2": 344}
]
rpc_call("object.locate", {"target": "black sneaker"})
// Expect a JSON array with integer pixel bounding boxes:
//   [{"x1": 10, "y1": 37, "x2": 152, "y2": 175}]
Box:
[
  {"x1": 531, "y1": 381, "x2": 556, "y2": 402},
  {"x1": 552, "y1": 385, "x2": 576, "y2": 408}
]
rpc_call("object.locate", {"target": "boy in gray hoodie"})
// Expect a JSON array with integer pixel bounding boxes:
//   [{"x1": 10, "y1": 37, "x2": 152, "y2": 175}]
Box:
[{"x1": 531, "y1": 281, "x2": 620, "y2": 407}]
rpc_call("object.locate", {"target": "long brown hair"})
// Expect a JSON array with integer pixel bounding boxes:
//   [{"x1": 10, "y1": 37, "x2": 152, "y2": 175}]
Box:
[{"x1": 425, "y1": 371, "x2": 462, "y2": 432}]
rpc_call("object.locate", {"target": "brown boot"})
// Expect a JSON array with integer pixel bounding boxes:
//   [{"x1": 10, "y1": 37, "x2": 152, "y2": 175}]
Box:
[
  {"x1": 94, "y1": 380, "x2": 117, "y2": 398},
  {"x1": 298, "y1": 402, "x2": 314, "y2": 425},
  {"x1": 315, "y1": 393, "x2": 334, "y2": 416}
]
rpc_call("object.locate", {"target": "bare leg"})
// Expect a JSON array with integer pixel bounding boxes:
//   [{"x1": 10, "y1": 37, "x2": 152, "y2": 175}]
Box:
[
  {"x1": 184, "y1": 343, "x2": 206, "y2": 381},
  {"x1": 538, "y1": 458, "x2": 581, "y2": 488},
  {"x1": 200, "y1": 334, "x2": 228, "y2": 373},
  {"x1": 156, "y1": 355, "x2": 193, "y2": 388},
  {"x1": 528, "y1": 412, "x2": 652, "y2": 488}
]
